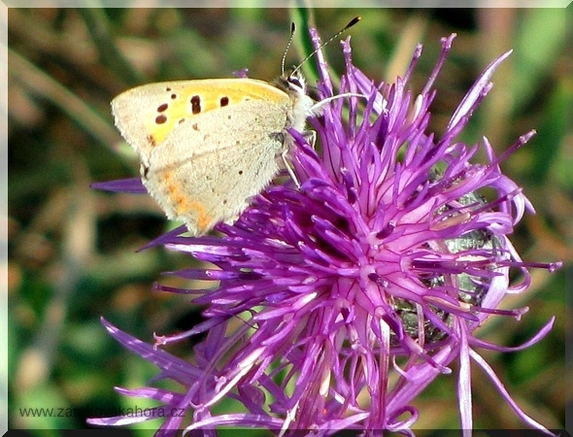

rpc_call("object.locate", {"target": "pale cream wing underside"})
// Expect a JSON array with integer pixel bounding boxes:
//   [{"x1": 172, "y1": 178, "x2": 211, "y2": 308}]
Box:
[{"x1": 143, "y1": 100, "x2": 288, "y2": 235}]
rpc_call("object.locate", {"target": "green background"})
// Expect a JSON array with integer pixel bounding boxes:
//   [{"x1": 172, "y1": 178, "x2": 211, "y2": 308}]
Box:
[{"x1": 7, "y1": 7, "x2": 570, "y2": 435}]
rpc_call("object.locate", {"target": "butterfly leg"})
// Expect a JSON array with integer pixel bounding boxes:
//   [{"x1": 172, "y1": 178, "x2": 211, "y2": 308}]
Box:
[
  {"x1": 281, "y1": 148, "x2": 300, "y2": 188},
  {"x1": 304, "y1": 130, "x2": 316, "y2": 148},
  {"x1": 280, "y1": 130, "x2": 317, "y2": 188}
]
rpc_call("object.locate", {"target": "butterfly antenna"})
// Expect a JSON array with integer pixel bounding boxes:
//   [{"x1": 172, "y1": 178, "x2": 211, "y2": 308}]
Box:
[
  {"x1": 290, "y1": 16, "x2": 361, "y2": 76},
  {"x1": 281, "y1": 22, "x2": 297, "y2": 76}
]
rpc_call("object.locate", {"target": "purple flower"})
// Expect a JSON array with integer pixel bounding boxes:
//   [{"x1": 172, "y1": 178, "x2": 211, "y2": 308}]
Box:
[{"x1": 89, "y1": 31, "x2": 561, "y2": 435}]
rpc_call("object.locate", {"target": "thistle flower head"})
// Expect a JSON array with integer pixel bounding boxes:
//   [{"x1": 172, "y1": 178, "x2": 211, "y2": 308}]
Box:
[{"x1": 90, "y1": 30, "x2": 561, "y2": 436}]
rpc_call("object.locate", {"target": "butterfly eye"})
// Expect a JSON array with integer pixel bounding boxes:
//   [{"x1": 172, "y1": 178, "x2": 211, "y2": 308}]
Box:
[
  {"x1": 288, "y1": 77, "x2": 302, "y2": 88},
  {"x1": 286, "y1": 74, "x2": 306, "y2": 94}
]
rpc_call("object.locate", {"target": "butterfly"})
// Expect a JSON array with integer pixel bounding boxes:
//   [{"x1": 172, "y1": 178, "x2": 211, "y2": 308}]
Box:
[{"x1": 111, "y1": 17, "x2": 360, "y2": 235}]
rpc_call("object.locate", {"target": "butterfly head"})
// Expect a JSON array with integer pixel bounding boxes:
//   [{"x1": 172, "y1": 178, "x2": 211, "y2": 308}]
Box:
[
  {"x1": 275, "y1": 69, "x2": 307, "y2": 96},
  {"x1": 274, "y1": 70, "x2": 317, "y2": 133}
]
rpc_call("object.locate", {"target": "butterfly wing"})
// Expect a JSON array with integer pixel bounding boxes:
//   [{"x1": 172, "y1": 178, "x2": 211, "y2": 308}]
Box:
[
  {"x1": 111, "y1": 79, "x2": 293, "y2": 235},
  {"x1": 144, "y1": 100, "x2": 288, "y2": 234}
]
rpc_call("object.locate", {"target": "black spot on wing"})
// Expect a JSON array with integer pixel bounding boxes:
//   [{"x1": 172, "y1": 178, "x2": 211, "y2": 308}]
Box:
[{"x1": 191, "y1": 95, "x2": 201, "y2": 114}]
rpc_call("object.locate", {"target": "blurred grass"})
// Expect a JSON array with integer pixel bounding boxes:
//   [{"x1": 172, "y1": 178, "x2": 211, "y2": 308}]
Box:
[{"x1": 7, "y1": 7, "x2": 570, "y2": 434}]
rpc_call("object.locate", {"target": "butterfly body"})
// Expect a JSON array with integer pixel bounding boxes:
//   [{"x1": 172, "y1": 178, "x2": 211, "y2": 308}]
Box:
[{"x1": 111, "y1": 75, "x2": 314, "y2": 235}]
